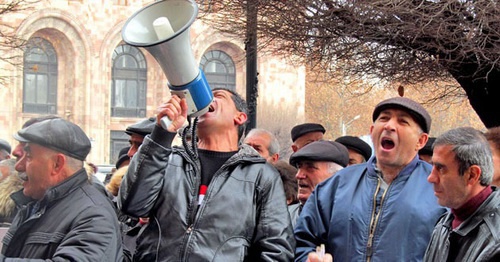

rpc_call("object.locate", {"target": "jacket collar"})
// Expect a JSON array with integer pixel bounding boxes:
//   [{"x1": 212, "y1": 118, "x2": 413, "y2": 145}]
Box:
[
  {"x1": 11, "y1": 168, "x2": 89, "y2": 207},
  {"x1": 367, "y1": 155, "x2": 424, "y2": 181},
  {"x1": 448, "y1": 188, "x2": 500, "y2": 236}
]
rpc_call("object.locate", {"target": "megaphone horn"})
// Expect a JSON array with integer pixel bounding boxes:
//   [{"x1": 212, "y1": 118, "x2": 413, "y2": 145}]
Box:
[{"x1": 122, "y1": 0, "x2": 213, "y2": 129}]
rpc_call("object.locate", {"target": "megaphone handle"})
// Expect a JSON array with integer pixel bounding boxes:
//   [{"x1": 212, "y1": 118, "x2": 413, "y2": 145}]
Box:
[{"x1": 160, "y1": 116, "x2": 173, "y2": 130}]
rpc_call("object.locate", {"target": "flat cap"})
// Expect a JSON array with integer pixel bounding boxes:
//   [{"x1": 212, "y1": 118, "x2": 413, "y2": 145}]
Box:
[
  {"x1": 419, "y1": 137, "x2": 436, "y2": 156},
  {"x1": 291, "y1": 123, "x2": 326, "y2": 142},
  {"x1": 335, "y1": 136, "x2": 372, "y2": 161},
  {"x1": 372, "y1": 97, "x2": 431, "y2": 133},
  {"x1": 13, "y1": 118, "x2": 91, "y2": 161},
  {"x1": 289, "y1": 140, "x2": 349, "y2": 167},
  {"x1": 0, "y1": 139, "x2": 11, "y2": 153},
  {"x1": 115, "y1": 146, "x2": 130, "y2": 169},
  {"x1": 125, "y1": 117, "x2": 156, "y2": 137}
]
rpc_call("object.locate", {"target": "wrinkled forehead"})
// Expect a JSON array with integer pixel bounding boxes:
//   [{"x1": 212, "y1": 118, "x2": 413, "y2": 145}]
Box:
[{"x1": 378, "y1": 107, "x2": 420, "y2": 125}]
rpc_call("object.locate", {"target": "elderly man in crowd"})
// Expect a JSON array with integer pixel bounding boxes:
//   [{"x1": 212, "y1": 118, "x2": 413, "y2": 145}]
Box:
[
  {"x1": 335, "y1": 135, "x2": 372, "y2": 165},
  {"x1": 0, "y1": 139, "x2": 11, "y2": 161},
  {"x1": 424, "y1": 127, "x2": 500, "y2": 261},
  {"x1": 291, "y1": 123, "x2": 325, "y2": 152},
  {"x1": 126, "y1": 117, "x2": 156, "y2": 158},
  {"x1": 295, "y1": 97, "x2": 446, "y2": 262},
  {"x1": 287, "y1": 140, "x2": 349, "y2": 227},
  {"x1": 244, "y1": 128, "x2": 280, "y2": 163},
  {"x1": 1, "y1": 118, "x2": 122, "y2": 261}
]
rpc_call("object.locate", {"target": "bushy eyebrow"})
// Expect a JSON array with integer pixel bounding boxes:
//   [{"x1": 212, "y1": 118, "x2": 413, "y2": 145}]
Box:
[{"x1": 433, "y1": 162, "x2": 445, "y2": 169}]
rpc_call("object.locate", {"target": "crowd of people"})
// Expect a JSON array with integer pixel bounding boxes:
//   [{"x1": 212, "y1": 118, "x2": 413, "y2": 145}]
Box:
[{"x1": 0, "y1": 88, "x2": 498, "y2": 261}]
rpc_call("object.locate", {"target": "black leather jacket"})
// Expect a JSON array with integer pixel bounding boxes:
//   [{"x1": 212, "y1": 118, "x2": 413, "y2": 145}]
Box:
[
  {"x1": 424, "y1": 187, "x2": 500, "y2": 262},
  {"x1": 1, "y1": 169, "x2": 123, "y2": 261},
  {"x1": 119, "y1": 127, "x2": 295, "y2": 261}
]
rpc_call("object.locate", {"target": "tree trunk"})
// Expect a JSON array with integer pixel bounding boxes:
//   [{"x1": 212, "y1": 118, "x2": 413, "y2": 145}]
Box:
[{"x1": 449, "y1": 66, "x2": 500, "y2": 128}]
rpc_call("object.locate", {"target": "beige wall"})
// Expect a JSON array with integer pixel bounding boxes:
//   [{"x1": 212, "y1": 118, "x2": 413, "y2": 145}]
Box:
[{"x1": 0, "y1": 0, "x2": 306, "y2": 164}]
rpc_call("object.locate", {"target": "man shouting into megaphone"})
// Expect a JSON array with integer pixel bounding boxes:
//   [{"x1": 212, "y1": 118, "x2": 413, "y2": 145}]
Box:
[{"x1": 119, "y1": 88, "x2": 295, "y2": 261}]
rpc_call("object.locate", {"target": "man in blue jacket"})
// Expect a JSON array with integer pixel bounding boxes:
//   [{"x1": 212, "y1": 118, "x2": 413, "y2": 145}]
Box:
[{"x1": 295, "y1": 97, "x2": 447, "y2": 262}]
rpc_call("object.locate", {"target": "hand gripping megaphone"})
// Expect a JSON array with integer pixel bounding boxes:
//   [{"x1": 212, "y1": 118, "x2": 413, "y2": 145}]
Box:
[{"x1": 122, "y1": 0, "x2": 213, "y2": 129}]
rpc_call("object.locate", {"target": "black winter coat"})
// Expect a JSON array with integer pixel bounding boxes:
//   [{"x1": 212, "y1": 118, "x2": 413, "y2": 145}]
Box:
[{"x1": 1, "y1": 169, "x2": 123, "y2": 261}]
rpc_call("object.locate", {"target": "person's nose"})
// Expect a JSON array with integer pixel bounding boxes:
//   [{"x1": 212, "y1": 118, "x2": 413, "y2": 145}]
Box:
[
  {"x1": 383, "y1": 117, "x2": 397, "y2": 132},
  {"x1": 427, "y1": 167, "x2": 438, "y2": 184},
  {"x1": 12, "y1": 143, "x2": 23, "y2": 159},
  {"x1": 127, "y1": 146, "x2": 138, "y2": 158},
  {"x1": 15, "y1": 153, "x2": 26, "y2": 173},
  {"x1": 296, "y1": 169, "x2": 306, "y2": 180}
]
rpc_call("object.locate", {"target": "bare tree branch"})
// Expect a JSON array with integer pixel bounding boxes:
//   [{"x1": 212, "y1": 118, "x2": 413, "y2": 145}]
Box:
[{"x1": 199, "y1": 0, "x2": 500, "y2": 127}]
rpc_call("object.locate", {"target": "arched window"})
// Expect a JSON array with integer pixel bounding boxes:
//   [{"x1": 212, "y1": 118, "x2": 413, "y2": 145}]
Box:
[
  {"x1": 200, "y1": 50, "x2": 236, "y2": 90},
  {"x1": 111, "y1": 44, "x2": 147, "y2": 117},
  {"x1": 23, "y1": 37, "x2": 58, "y2": 114}
]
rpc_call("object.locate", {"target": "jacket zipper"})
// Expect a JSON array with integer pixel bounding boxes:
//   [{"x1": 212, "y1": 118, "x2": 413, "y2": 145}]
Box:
[
  {"x1": 366, "y1": 178, "x2": 390, "y2": 262},
  {"x1": 180, "y1": 153, "x2": 244, "y2": 260},
  {"x1": 179, "y1": 150, "x2": 201, "y2": 260}
]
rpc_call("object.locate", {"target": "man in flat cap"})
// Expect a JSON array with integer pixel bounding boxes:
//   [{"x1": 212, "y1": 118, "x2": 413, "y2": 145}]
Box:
[
  {"x1": 1, "y1": 118, "x2": 122, "y2": 261},
  {"x1": 290, "y1": 123, "x2": 325, "y2": 152},
  {"x1": 295, "y1": 97, "x2": 446, "y2": 262},
  {"x1": 0, "y1": 139, "x2": 11, "y2": 161},
  {"x1": 335, "y1": 135, "x2": 372, "y2": 165},
  {"x1": 287, "y1": 140, "x2": 348, "y2": 227},
  {"x1": 125, "y1": 117, "x2": 156, "y2": 158}
]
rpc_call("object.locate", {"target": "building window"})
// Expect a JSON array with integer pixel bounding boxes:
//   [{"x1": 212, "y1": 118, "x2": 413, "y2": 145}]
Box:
[
  {"x1": 110, "y1": 130, "x2": 129, "y2": 164},
  {"x1": 111, "y1": 44, "x2": 147, "y2": 118},
  {"x1": 200, "y1": 50, "x2": 236, "y2": 90},
  {"x1": 23, "y1": 37, "x2": 58, "y2": 114}
]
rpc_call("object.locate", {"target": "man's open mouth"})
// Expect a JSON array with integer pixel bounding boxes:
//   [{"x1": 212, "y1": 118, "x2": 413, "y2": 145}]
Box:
[{"x1": 381, "y1": 138, "x2": 395, "y2": 149}]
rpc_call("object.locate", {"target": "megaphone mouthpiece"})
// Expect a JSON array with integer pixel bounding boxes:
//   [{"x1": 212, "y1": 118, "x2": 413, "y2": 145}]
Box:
[{"x1": 153, "y1": 17, "x2": 175, "y2": 41}]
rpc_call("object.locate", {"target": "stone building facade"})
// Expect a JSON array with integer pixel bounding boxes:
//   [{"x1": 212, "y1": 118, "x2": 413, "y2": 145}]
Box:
[{"x1": 0, "y1": 0, "x2": 305, "y2": 165}]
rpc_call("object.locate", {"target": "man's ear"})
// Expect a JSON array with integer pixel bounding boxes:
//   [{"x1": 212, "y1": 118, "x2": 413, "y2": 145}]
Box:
[
  {"x1": 416, "y1": 133, "x2": 429, "y2": 151},
  {"x1": 234, "y1": 112, "x2": 248, "y2": 126},
  {"x1": 466, "y1": 165, "x2": 482, "y2": 186},
  {"x1": 272, "y1": 154, "x2": 280, "y2": 163},
  {"x1": 52, "y1": 153, "x2": 66, "y2": 175}
]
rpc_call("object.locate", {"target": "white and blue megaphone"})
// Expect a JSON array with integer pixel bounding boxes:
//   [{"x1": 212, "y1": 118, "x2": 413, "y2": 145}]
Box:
[{"x1": 122, "y1": 0, "x2": 213, "y2": 129}]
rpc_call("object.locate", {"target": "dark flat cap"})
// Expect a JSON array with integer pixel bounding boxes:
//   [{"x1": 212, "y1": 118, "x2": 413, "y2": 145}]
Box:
[
  {"x1": 115, "y1": 147, "x2": 130, "y2": 169},
  {"x1": 289, "y1": 140, "x2": 349, "y2": 167},
  {"x1": 291, "y1": 123, "x2": 326, "y2": 142},
  {"x1": 125, "y1": 117, "x2": 156, "y2": 137},
  {"x1": 419, "y1": 137, "x2": 436, "y2": 156},
  {"x1": 335, "y1": 136, "x2": 372, "y2": 161},
  {"x1": 13, "y1": 118, "x2": 91, "y2": 161},
  {"x1": 0, "y1": 139, "x2": 11, "y2": 153},
  {"x1": 372, "y1": 97, "x2": 431, "y2": 133}
]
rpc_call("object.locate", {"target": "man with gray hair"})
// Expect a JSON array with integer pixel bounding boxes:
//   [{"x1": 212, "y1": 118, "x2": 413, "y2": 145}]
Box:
[
  {"x1": 287, "y1": 140, "x2": 349, "y2": 227},
  {"x1": 1, "y1": 118, "x2": 122, "y2": 260},
  {"x1": 244, "y1": 128, "x2": 280, "y2": 163},
  {"x1": 424, "y1": 127, "x2": 500, "y2": 261},
  {"x1": 0, "y1": 139, "x2": 11, "y2": 161}
]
